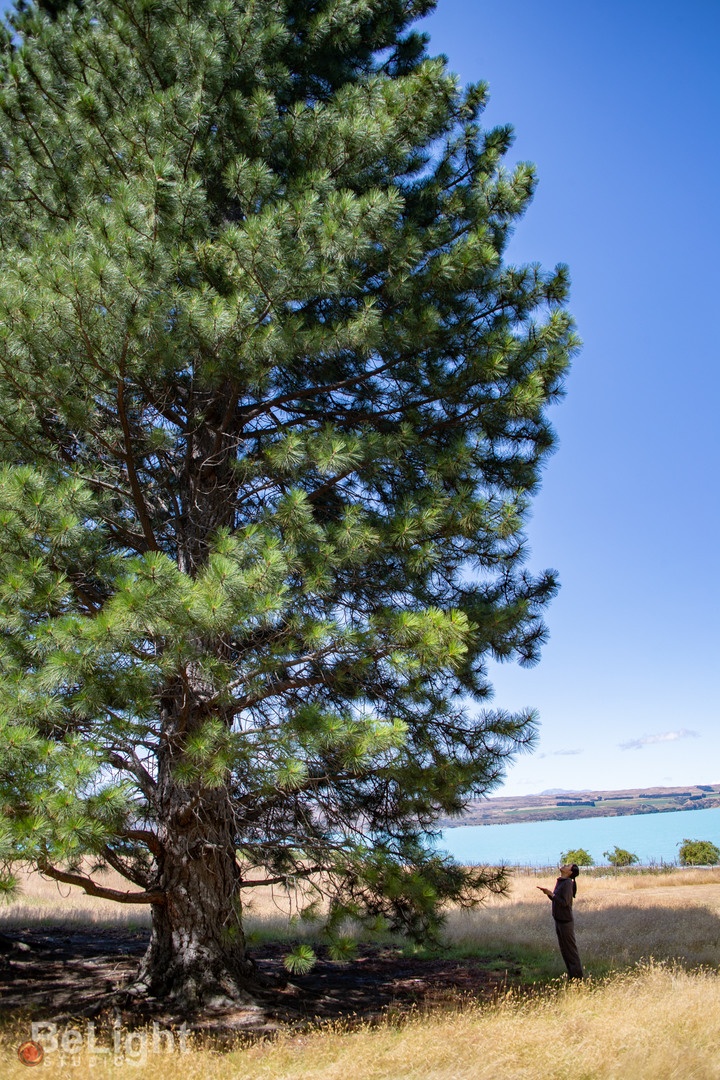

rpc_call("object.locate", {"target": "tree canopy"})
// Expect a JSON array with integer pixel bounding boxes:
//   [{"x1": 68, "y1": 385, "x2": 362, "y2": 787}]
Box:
[
  {"x1": 0, "y1": 0, "x2": 577, "y2": 1008},
  {"x1": 678, "y1": 840, "x2": 720, "y2": 867},
  {"x1": 560, "y1": 849, "x2": 594, "y2": 868},
  {"x1": 603, "y1": 846, "x2": 639, "y2": 868}
]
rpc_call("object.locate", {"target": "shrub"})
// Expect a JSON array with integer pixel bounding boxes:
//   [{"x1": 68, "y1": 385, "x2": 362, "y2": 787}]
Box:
[
  {"x1": 603, "y1": 846, "x2": 639, "y2": 868},
  {"x1": 560, "y1": 848, "x2": 594, "y2": 867},
  {"x1": 678, "y1": 839, "x2": 720, "y2": 866}
]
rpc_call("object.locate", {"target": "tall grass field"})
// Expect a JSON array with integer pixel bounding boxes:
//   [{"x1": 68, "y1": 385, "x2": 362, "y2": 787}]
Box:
[{"x1": 2, "y1": 865, "x2": 720, "y2": 1079}]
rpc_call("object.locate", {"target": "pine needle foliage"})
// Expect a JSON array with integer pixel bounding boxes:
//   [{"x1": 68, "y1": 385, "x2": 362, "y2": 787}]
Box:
[{"x1": 0, "y1": 0, "x2": 578, "y2": 987}]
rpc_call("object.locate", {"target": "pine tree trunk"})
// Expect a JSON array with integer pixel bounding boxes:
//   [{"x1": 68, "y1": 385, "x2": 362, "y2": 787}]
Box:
[
  {"x1": 126, "y1": 419, "x2": 262, "y2": 1011},
  {"x1": 133, "y1": 678, "x2": 261, "y2": 1012},
  {"x1": 133, "y1": 784, "x2": 259, "y2": 1010}
]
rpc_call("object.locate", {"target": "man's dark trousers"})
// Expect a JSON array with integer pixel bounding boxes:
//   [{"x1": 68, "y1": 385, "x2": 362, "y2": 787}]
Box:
[{"x1": 554, "y1": 919, "x2": 583, "y2": 979}]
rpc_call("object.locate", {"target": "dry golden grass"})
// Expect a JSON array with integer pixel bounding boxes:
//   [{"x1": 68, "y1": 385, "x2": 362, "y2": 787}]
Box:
[
  {"x1": 3, "y1": 867, "x2": 720, "y2": 1078},
  {"x1": 0, "y1": 865, "x2": 153, "y2": 928},
  {"x1": 1, "y1": 964, "x2": 719, "y2": 1079},
  {"x1": 0, "y1": 864, "x2": 318, "y2": 933},
  {"x1": 221, "y1": 964, "x2": 720, "y2": 1080}
]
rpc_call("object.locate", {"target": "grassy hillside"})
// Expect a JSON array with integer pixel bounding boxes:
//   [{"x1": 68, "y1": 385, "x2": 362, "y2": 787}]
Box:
[{"x1": 440, "y1": 783, "x2": 720, "y2": 826}]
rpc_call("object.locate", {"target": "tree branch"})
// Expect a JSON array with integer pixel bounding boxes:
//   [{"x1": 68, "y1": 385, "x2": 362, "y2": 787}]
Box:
[
  {"x1": 237, "y1": 865, "x2": 325, "y2": 888},
  {"x1": 37, "y1": 858, "x2": 165, "y2": 905},
  {"x1": 119, "y1": 828, "x2": 164, "y2": 858},
  {"x1": 101, "y1": 845, "x2": 151, "y2": 888},
  {"x1": 105, "y1": 750, "x2": 158, "y2": 803}
]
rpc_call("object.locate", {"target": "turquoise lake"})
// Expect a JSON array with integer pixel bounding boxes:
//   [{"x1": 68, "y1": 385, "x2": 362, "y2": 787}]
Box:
[{"x1": 437, "y1": 806, "x2": 720, "y2": 867}]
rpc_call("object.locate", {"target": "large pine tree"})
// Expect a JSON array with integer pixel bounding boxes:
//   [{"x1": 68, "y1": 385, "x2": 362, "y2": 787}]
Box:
[{"x1": 0, "y1": 0, "x2": 577, "y2": 1011}]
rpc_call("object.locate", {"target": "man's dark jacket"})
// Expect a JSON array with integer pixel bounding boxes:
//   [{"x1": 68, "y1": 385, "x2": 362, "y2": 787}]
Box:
[{"x1": 551, "y1": 877, "x2": 574, "y2": 922}]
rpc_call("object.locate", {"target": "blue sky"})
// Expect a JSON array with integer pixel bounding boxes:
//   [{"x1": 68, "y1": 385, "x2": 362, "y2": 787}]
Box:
[
  {"x1": 420, "y1": 0, "x2": 720, "y2": 795},
  {"x1": 1, "y1": 1, "x2": 718, "y2": 797}
]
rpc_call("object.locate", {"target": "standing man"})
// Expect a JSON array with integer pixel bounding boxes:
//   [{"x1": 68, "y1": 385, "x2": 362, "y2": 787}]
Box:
[{"x1": 538, "y1": 863, "x2": 584, "y2": 979}]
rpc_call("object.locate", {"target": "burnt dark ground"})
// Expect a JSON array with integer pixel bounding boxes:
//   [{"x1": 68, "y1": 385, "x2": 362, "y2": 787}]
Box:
[{"x1": 0, "y1": 925, "x2": 519, "y2": 1040}]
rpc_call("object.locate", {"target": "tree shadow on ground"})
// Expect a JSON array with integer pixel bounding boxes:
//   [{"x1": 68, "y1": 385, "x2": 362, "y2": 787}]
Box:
[{"x1": 0, "y1": 925, "x2": 514, "y2": 1039}]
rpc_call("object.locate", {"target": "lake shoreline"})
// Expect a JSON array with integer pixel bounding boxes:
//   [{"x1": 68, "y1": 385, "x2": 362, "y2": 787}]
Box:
[
  {"x1": 438, "y1": 805, "x2": 720, "y2": 867},
  {"x1": 442, "y1": 801, "x2": 720, "y2": 828}
]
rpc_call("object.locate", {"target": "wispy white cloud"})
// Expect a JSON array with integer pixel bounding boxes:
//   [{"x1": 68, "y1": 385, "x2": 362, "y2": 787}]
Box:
[
  {"x1": 537, "y1": 749, "x2": 583, "y2": 759},
  {"x1": 619, "y1": 729, "x2": 699, "y2": 751}
]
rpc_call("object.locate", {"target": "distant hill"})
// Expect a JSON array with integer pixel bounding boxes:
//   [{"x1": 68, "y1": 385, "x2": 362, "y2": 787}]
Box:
[{"x1": 439, "y1": 783, "x2": 720, "y2": 828}]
